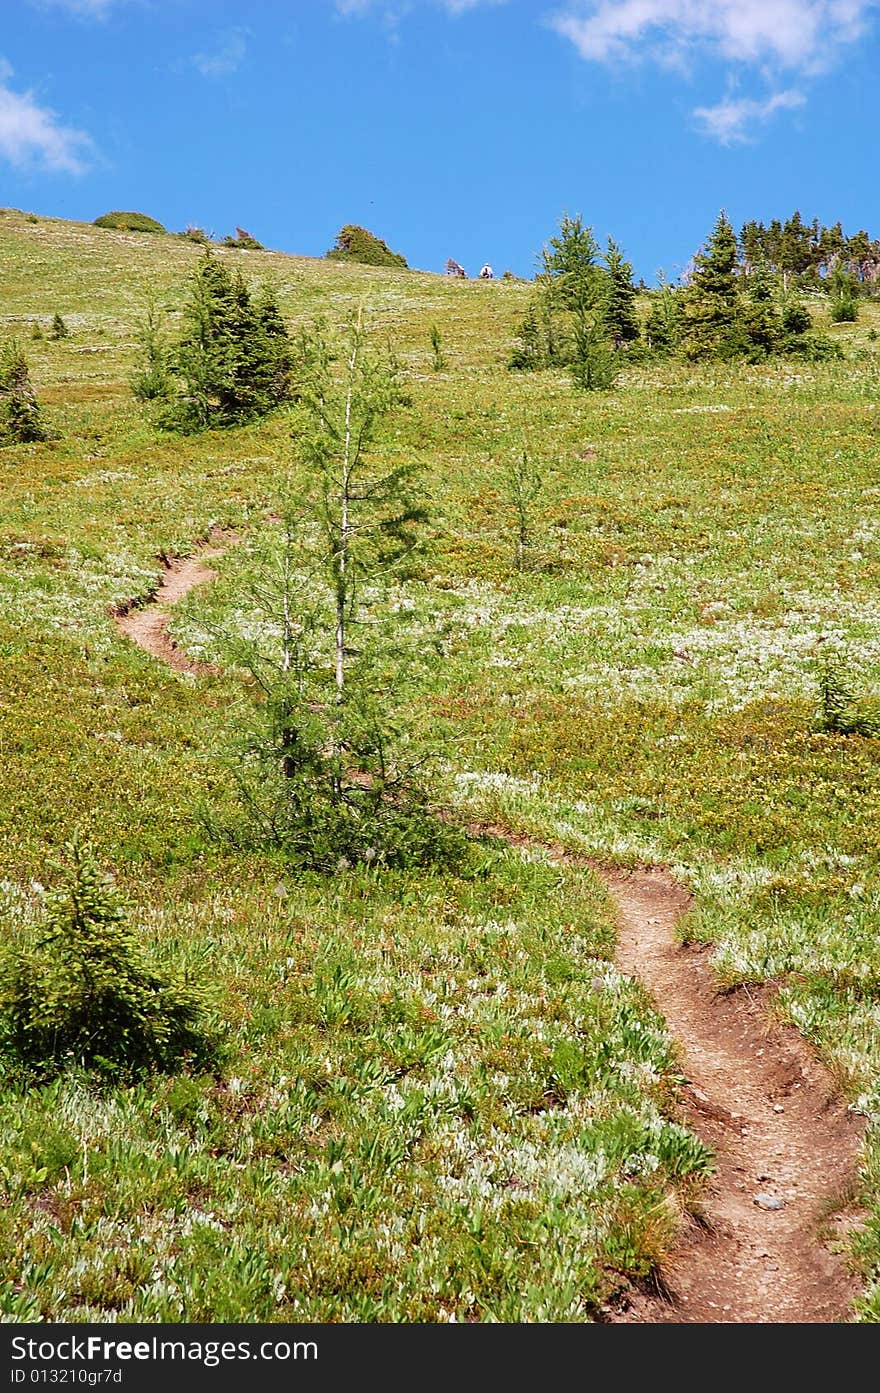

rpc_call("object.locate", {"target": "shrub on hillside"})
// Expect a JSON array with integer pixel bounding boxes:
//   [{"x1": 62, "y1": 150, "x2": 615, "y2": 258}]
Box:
[
  {"x1": 326, "y1": 225, "x2": 408, "y2": 269},
  {"x1": 830, "y1": 294, "x2": 858, "y2": 323},
  {"x1": 0, "y1": 842, "x2": 222, "y2": 1079},
  {"x1": 93, "y1": 211, "x2": 166, "y2": 234},
  {"x1": 783, "y1": 333, "x2": 843, "y2": 361},
  {"x1": 0, "y1": 340, "x2": 49, "y2": 444}
]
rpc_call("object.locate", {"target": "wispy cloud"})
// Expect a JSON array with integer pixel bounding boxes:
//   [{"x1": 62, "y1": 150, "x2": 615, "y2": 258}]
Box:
[
  {"x1": 0, "y1": 59, "x2": 92, "y2": 173},
  {"x1": 192, "y1": 28, "x2": 250, "y2": 79},
  {"x1": 549, "y1": 1, "x2": 874, "y2": 139},
  {"x1": 549, "y1": 0, "x2": 875, "y2": 71},
  {"x1": 694, "y1": 86, "x2": 806, "y2": 142}
]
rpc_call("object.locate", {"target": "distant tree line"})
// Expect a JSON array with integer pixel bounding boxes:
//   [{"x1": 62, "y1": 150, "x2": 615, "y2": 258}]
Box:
[{"x1": 738, "y1": 212, "x2": 880, "y2": 292}]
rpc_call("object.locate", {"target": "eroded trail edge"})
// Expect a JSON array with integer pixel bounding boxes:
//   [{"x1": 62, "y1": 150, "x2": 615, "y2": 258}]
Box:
[{"x1": 114, "y1": 540, "x2": 867, "y2": 1323}]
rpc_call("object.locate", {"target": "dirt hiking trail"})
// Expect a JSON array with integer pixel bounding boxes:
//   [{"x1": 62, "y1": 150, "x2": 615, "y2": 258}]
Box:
[
  {"x1": 113, "y1": 527, "x2": 236, "y2": 676},
  {"x1": 606, "y1": 864, "x2": 864, "y2": 1323},
  {"x1": 115, "y1": 539, "x2": 867, "y2": 1324}
]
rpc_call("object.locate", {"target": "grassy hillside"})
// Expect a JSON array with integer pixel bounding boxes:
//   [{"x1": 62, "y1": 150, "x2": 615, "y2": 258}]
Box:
[{"x1": 1, "y1": 207, "x2": 879, "y2": 1321}]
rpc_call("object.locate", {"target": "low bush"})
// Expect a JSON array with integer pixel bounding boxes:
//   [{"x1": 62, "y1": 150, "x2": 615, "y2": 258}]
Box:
[
  {"x1": 830, "y1": 294, "x2": 858, "y2": 323},
  {"x1": 93, "y1": 211, "x2": 166, "y2": 234},
  {"x1": 221, "y1": 227, "x2": 264, "y2": 251},
  {"x1": 326, "y1": 225, "x2": 408, "y2": 269}
]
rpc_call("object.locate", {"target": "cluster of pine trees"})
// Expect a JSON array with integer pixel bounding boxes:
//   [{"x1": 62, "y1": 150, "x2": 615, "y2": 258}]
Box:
[
  {"x1": 509, "y1": 211, "x2": 847, "y2": 385},
  {"x1": 662, "y1": 212, "x2": 830, "y2": 362},
  {"x1": 738, "y1": 212, "x2": 880, "y2": 291},
  {"x1": 508, "y1": 214, "x2": 640, "y2": 389},
  {"x1": 132, "y1": 251, "x2": 293, "y2": 431}
]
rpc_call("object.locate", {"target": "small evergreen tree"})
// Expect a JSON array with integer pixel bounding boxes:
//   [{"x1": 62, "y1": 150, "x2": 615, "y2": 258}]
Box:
[
  {"x1": 504, "y1": 447, "x2": 543, "y2": 571},
  {"x1": 429, "y1": 323, "x2": 446, "y2": 371},
  {"x1": 130, "y1": 300, "x2": 172, "y2": 402},
  {"x1": 49, "y1": 313, "x2": 69, "y2": 341},
  {"x1": 0, "y1": 340, "x2": 49, "y2": 444},
  {"x1": 681, "y1": 211, "x2": 742, "y2": 359},
  {"x1": 781, "y1": 300, "x2": 812, "y2": 336},
  {"x1": 539, "y1": 213, "x2": 603, "y2": 322},
  {"x1": 570, "y1": 320, "x2": 619, "y2": 390},
  {"x1": 603, "y1": 237, "x2": 640, "y2": 347},
  {"x1": 216, "y1": 311, "x2": 466, "y2": 872},
  {"x1": 738, "y1": 259, "x2": 784, "y2": 359},
  {"x1": 508, "y1": 298, "x2": 564, "y2": 371},
  {"x1": 247, "y1": 283, "x2": 294, "y2": 412},
  {"x1": 644, "y1": 275, "x2": 682, "y2": 355},
  {"x1": 0, "y1": 841, "x2": 220, "y2": 1077}
]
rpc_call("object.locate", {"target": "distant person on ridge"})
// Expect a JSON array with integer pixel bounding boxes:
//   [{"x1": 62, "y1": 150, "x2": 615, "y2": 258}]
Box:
[{"x1": 479, "y1": 263, "x2": 494, "y2": 279}]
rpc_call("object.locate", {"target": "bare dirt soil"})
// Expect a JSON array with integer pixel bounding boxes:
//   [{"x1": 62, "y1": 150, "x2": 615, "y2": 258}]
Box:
[{"x1": 113, "y1": 546, "x2": 868, "y2": 1324}]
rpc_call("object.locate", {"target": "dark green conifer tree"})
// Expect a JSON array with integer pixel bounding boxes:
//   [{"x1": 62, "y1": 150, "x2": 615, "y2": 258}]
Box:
[
  {"x1": 603, "y1": 237, "x2": 640, "y2": 347},
  {"x1": 0, "y1": 340, "x2": 49, "y2": 444},
  {"x1": 539, "y1": 213, "x2": 603, "y2": 320},
  {"x1": 162, "y1": 252, "x2": 293, "y2": 431},
  {"x1": 681, "y1": 211, "x2": 743, "y2": 360},
  {"x1": 738, "y1": 259, "x2": 783, "y2": 359},
  {"x1": 644, "y1": 275, "x2": 682, "y2": 355}
]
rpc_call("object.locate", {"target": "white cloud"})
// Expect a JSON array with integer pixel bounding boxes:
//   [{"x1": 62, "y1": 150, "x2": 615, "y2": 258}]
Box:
[
  {"x1": 0, "y1": 61, "x2": 92, "y2": 173},
  {"x1": 550, "y1": 1, "x2": 874, "y2": 140},
  {"x1": 549, "y1": 0, "x2": 875, "y2": 72},
  {"x1": 694, "y1": 86, "x2": 806, "y2": 142},
  {"x1": 192, "y1": 28, "x2": 250, "y2": 79}
]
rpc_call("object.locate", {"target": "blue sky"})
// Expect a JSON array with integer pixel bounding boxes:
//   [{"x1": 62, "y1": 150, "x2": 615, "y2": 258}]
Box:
[{"x1": 1, "y1": 0, "x2": 879, "y2": 282}]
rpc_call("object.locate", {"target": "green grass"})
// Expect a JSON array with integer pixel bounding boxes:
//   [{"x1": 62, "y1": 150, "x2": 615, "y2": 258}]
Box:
[{"x1": 1, "y1": 206, "x2": 879, "y2": 1319}]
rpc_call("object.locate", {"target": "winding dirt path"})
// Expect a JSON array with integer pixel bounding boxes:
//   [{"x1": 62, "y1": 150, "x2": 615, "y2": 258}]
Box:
[
  {"x1": 113, "y1": 526, "x2": 236, "y2": 676},
  {"x1": 113, "y1": 538, "x2": 867, "y2": 1323}
]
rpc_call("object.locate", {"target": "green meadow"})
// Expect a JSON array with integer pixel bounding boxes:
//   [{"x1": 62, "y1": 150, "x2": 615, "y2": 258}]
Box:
[{"x1": 0, "y1": 206, "x2": 879, "y2": 1320}]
